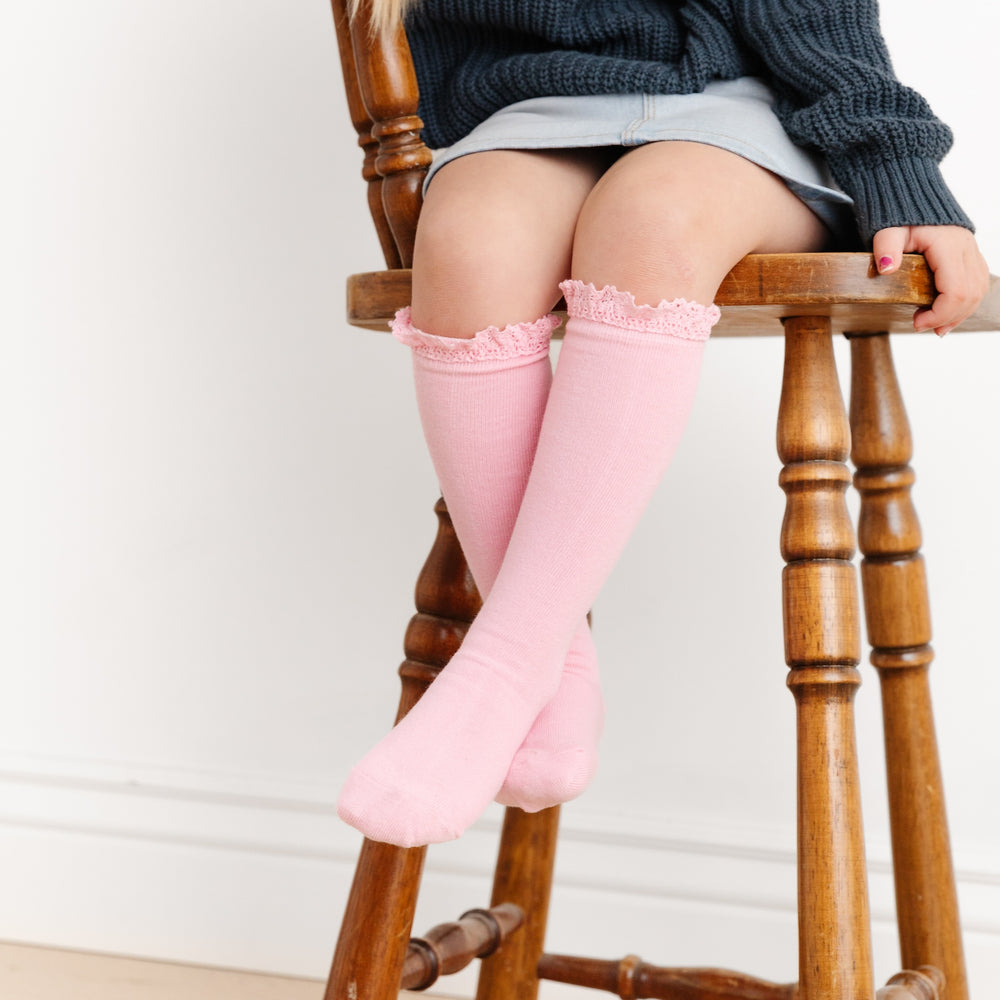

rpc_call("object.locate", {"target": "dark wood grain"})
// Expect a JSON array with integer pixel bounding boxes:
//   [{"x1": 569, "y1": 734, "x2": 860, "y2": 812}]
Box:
[
  {"x1": 329, "y1": 0, "x2": 401, "y2": 268},
  {"x1": 536, "y1": 955, "x2": 797, "y2": 1000},
  {"x1": 323, "y1": 500, "x2": 479, "y2": 1000},
  {"x1": 345, "y1": 255, "x2": 1000, "y2": 335},
  {"x1": 476, "y1": 807, "x2": 561, "y2": 1000},
  {"x1": 342, "y1": 0, "x2": 430, "y2": 267},
  {"x1": 850, "y1": 336, "x2": 967, "y2": 1000},
  {"x1": 877, "y1": 966, "x2": 946, "y2": 1000},
  {"x1": 402, "y1": 904, "x2": 525, "y2": 992},
  {"x1": 778, "y1": 317, "x2": 873, "y2": 1000}
]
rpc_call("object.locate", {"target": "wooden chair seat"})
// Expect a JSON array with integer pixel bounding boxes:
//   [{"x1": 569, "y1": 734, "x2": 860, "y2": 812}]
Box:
[
  {"x1": 326, "y1": 3, "x2": 1000, "y2": 999},
  {"x1": 347, "y1": 253, "x2": 998, "y2": 336}
]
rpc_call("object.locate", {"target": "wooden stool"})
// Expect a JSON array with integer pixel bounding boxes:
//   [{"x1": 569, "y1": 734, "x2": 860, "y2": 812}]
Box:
[{"x1": 326, "y1": 3, "x2": 1000, "y2": 998}]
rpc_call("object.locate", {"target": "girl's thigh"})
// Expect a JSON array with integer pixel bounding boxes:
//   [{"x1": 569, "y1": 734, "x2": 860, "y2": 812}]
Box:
[
  {"x1": 411, "y1": 148, "x2": 613, "y2": 337},
  {"x1": 571, "y1": 140, "x2": 833, "y2": 307}
]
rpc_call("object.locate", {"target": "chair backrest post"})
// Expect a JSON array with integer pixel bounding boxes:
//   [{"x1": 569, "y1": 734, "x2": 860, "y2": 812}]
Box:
[
  {"x1": 331, "y1": 0, "x2": 401, "y2": 268},
  {"x1": 331, "y1": 0, "x2": 431, "y2": 268}
]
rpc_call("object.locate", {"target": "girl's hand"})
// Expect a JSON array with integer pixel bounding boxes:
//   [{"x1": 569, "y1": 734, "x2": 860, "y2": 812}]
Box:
[{"x1": 872, "y1": 225, "x2": 990, "y2": 336}]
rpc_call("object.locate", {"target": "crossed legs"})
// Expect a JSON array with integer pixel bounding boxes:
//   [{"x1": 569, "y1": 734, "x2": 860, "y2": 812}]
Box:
[{"x1": 338, "y1": 141, "x2": 830, "y2": 846}]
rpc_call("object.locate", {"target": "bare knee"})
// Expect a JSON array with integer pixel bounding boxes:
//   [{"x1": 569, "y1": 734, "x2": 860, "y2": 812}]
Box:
[
  {"x1": 411, "y1": 203, "x2": 508, "y2": 335},
  {"x1": 571, "y1": 142, "x2": 829, "y2": 306},
  {"x1": 573, "y1": 189, "x2": 738, "y2": 305},
  {"x1": 410, "y1": 149, "x2": 608, "y2": 337}
]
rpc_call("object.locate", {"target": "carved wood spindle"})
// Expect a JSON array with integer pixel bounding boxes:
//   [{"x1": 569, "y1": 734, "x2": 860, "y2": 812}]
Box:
[
  {"x1": 329, "y1": 0, "x2": 402, "y2": 268},
  {"x1": 477, "y1": 805, "x2": 561, "y2": 1000},
  {"x1": 344, "y1": 0, "x2": 431, "y2": 268},
  {"x1": 324, "y1": 499, "x2": 481, "y2": 1000},
  {"x1": 876, "y1": 966, "x2": 945, "y2": 1000},
  {"x1": 777, "y1": 316, "x2": 874, "y2": 1000},
  {"x1": 401, "y1": 904, "x2": 525, "y2": 992},
  {"x1": 848, "y1": 334, "x2": 967, "y2": 1000},
  {"x1": 536, "y1": 954, "x2": 797, "y2": 1000}
]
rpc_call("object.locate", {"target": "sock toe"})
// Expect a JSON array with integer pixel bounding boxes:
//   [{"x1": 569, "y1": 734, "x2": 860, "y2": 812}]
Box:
[{"x1": 337, "y1": 766, "x2": 466, "y2": 847}]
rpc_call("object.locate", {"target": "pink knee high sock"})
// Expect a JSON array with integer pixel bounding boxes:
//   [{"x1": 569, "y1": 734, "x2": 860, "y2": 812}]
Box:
[
  {"x1": 337, "y1": 282, "x2": 719, "y2": 846},
  {"x1": 393, "y1": 307, "x2": 603, "y2": 814}
]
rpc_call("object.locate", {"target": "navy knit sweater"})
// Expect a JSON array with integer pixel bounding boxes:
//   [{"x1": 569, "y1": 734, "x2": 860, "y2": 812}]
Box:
[{"x1": 404, "y1": 0, "x2": 973, "y2": 243}]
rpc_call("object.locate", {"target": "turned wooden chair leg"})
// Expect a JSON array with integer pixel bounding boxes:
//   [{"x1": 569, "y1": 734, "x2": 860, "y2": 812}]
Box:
[
  {"x1": 849, "y1": 334, "x2": 967, "y2": 1000},
  {"x1": 476, "y1": 806, "x2": 561, "y2": 1000},
  {"x1": 777, "y1": 317, "x2": 875, "y2": 1000},
  {"x1": 325, "y1": 840, "x2": 426, "y2": 1000},
  {"x1": 324, "y1": 498, "x2": 480, "y2": 1000}
]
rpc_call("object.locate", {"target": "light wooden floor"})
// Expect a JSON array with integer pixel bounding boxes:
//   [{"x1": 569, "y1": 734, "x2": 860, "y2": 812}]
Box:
[{"x1": 0, "y1": 941, "x2": 433, "y2": 1000}]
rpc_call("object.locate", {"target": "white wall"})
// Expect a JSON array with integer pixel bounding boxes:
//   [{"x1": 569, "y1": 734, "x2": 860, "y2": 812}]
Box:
[{"x1": 2, "y1": 1, "x2": 997, "y2": 995}]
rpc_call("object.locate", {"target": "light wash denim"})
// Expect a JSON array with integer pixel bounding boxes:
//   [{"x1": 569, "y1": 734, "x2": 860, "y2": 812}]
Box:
[{"x1": 425, "y1": 78, "x2": 855, "y2": 242}]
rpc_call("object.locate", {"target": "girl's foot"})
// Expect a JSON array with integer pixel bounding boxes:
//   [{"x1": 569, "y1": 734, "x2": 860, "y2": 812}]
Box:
[
  {"x1": 337, "y1": 636, "x2": 561, "y2": 847},
  {"x1": 497, "y1": 627, "x2": 604, "y2": 812}
]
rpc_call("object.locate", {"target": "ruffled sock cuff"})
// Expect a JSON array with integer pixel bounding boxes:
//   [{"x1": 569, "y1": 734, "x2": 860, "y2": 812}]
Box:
[
  {"x1": 559, "y1": 280, "x2": 720, "y2": 342},
  {"x1": 391, "y1": 307, "x2": 560, "y2": 368}
]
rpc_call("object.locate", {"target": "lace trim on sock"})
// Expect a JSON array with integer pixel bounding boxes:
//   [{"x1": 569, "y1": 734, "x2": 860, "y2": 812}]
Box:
[
  {"x1": 391, "y1": 307, "x2": 560, "y2": 363},
  {"x1": 559, "y1": 280, "x2": 721, "y2": 341}
]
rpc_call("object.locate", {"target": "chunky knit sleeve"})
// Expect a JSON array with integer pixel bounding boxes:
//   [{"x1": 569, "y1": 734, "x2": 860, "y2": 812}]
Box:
[{"x1": 731, "y1": 0, "x2": 973, "y2": 242}]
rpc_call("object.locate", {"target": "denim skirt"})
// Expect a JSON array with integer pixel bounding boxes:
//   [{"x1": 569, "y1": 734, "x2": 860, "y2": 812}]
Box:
[{"x1": 425, "y1": 77, "x2": 856, "y2": 242}]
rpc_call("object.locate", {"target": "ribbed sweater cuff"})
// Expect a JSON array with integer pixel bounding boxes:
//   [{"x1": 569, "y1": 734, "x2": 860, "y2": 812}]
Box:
[{"x1": 843, "y1": 156, "x2": 974, "y2": 243}]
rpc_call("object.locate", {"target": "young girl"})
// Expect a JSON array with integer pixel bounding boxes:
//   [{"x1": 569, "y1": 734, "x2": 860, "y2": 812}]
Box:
[{"x1": 337, "y1": 0, "x2": 990, "y2": 848}]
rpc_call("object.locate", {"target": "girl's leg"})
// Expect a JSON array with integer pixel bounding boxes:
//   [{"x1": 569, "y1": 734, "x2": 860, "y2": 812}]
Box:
[
  {"x1": 339, "y1": 142, "x2": 830, "y2": 847},
  {"x1": 393, "y1": 297, "x2": 607, "y2": 816},
  {"x1": 570, "y1": 140, "x2": 830, "y2": 303},
  {"x1": 339, "y1": 150, "x2": 610, "y2": 846},
  {"x1": 414, "y1": 150, "x2": 616, "y2": 815},
  {"x1": 410, "y1": 148, "x2": 614, "y2": 333}
]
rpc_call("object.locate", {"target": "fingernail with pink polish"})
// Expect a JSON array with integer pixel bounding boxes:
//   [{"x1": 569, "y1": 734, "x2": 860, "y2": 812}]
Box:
[{"x1": 878, "y1": 255, "x2": 894, "y2": 272}]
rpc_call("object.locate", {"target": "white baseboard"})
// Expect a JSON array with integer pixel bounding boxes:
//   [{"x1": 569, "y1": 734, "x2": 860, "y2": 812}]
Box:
[{"x1": 1, "y1": 752, "x2": 996, "y2": 998}]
